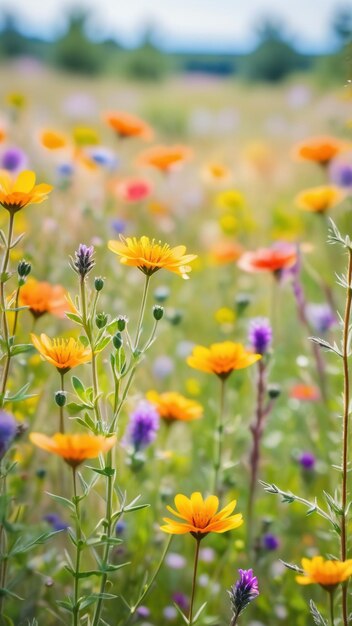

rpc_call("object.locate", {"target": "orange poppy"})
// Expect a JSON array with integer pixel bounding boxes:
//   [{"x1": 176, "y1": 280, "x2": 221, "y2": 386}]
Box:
[
  {"x1": 238, "y1": 245, "x2": 297, "y2": 273},
  {"x1": 294, "y1": 136, "x2": 346, "y2": 166},
  {"x1": 104, "y1": 111, "x2": 153, "y2": 140},
  {"x1": 289, "y1": 384, "x2": 320, "y2": 402},
  {"x1": 210, "y1": 240, "x2": 243, "y2": 265},
  {"x1": 146, "y1": 390, "x2": 203, "y2": 422},
  {"x1": 19, "y1": 278, "x2": 69, "y2": 319},
  {"x1": 137, "y1": 145, "x2": 192, "y2": 172}
]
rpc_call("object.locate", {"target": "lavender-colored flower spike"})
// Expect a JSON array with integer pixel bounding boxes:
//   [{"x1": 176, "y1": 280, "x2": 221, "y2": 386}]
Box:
[
  {"x1": 248, "y1": 318, "x2": 272, "y2": 355},
  {"x1": 228, "y1": 569, "x2": 259, "y2": 623},
  {"x1": 0, "y1": 411, "x2": 17, "y2": 459},
  {"x1": 71, "y1": 244, "x2": 95, "y2": 278},
  {"x1": 306, "y1": 303, "x2": 336, "y2": 334},
  {"x1": 127, "y1": 401, "x2": 159, "y2": 451}
]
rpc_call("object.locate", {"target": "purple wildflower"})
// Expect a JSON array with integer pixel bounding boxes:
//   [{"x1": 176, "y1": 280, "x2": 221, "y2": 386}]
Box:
[
  {"x1": 1, "y1": 147, "x2": 27, "y2": 172},
  {"x1": 172, "y1": 592, "x2": 189, "y2": 612},
  {"x1": 0, "y1": 411, "x2": 17, "y2": 459},
  {"x1": 127, "y1": 401, "x2": 159, "y2": 451},
  {"x1": 306, "y1": 303, "x2": 336, "y2": 334},
  {"x1": 299, "y1": 451, "x2": 316, "y2": 470},
  {"x1": 43, "y1": 513, "x2": 69, "y2": 531},
  {"x1": 71, "y1": 244, "x2": 95, "y2": 278},
  {"x1": 330, "y1": 159, "x2": 352, "y2": 189},
  {"x1": 248, "y1": 318, "x2": 272, "y2": 355},
  {"x1": 229, "y1": 569, "x2": 259, "y2": 620},
  {"x1": 262, "y1": 533, "x2": 280, "y2": 551},
  {"x1": 136, "y1": 606, "x2": 150, "y2": 619}
]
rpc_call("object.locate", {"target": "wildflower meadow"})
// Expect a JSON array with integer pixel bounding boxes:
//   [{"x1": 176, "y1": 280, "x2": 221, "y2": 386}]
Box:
[{"x1": 0, "y1": 10, "x2": 352, "y2": 625}]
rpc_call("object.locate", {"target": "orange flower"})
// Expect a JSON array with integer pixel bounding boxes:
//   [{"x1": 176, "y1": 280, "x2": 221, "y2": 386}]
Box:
[
  {"x1": 137, "y1": 145, "x2": 192, "y2": 172},
  {"x1": 296, "y1": 557, "x2": 352, "y2": 589},
  {"x1": 187, "y1": 341, "x2": 260, "y2": 379},
  {"x1": 289, "y1": 383, "x2": 320, "y2": 402},
  {"x1": 295, "y1": 185, "x2": 344, "y2": 213},
  {"x1": 294, "y1": 136, "x2": 346, "y2": 166},
  {"x1": 30, "y1": 432, "x2": 116, "y2": 467},
  {"x1": 201, "y1": 162, "x2": 232, "y2": 185},
  {"x1": 160, "y1": 492, "x2": 243, "y2": 537},
  {"x1": 238, "y1": 245, "x2": 297, "y2": 273},
  {"x1": 210, "y1": 240, "x2": 243, "y2": 265},
  {"x1": 31, "y1": 333, "x2": 91, "y2": 372},
  {"x1": 19, "y1": 278, "x2": 69, "y2": 319},
  {"x1": 108, "y1": 235, "x2": 197, "y2": 280},
  {"x1": 40, "y1": 129, "x2": 68, "y2": 150},
  {"x1": 0, "y1": 170, "x2": 52, "y2": 214},
  {"x1": 146, "y1": 390, "x2": 203, "y2": 422},
  {"x1": 104, "y1": 111, "x2": 153, "y2": 140}
]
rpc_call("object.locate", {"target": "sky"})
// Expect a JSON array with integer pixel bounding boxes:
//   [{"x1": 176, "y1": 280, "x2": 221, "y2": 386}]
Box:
[{"x1": 1, "y1": 0, "x2": 347, "y2": 52}]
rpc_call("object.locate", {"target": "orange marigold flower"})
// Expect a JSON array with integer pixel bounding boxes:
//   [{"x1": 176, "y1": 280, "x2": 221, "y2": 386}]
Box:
[
  {"x1": 104, "y1": 111, "x2": 153, "y2": 140},
  {"x1": 30, "y1": 432, "x2": 116, "y2": 468},
  {"x1": 108, "y1": 235, "x2": 197, "y2": 280},
  {"x1": 289, "y1": 383, "x2": 320, "y2": 402},
  {"x1": 0, "y1": 170, "x2": 52, "y2": 214},
  {"x1": 160, "y1": 491, "x2": 243, "y2": 537},
  {"x1": 31, "y1": 333, "x2": 91, "y2": 372},
  {"x1": 295, "y1": 185, "x2": 344, "y2": 213},
  {"x1": 238, "y1": 245, "x2": 297, "y2": 273},
  {"x1": 137, "y1": 145, "x2": 192, "y2": 172},
  {"x1": 19, "y1": 278, "x2": 69, "y2": 319},
  {"x1": 296, "y1": 557, "x2": 352, "y2": 590},
  {"x1": 146, "y1": 390, "x2": 203, "y2": 422},
  {"x1": 294, "y1": 136, "x2": 347, "y2": 166},
  {"x1": 187, "y1": 341, "x2": 260, "y2": 379},
  {"x1": 40, "y1": 130, "x2": 68, "y2": 150}
]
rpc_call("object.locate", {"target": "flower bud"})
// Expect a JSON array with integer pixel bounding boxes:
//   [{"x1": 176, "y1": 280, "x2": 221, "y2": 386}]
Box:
[
  {"x1": 17, "y1": 259, "x2": 31, "y2": 279},
  {"x1": 96, "y1": 312, "x2": 108, "y2": 329},
  {"x1": 71, "y1": 244, "x2": 95, "y2": 278},
  {"x1": 94, "y1": 277, "x2": 104, "y2": 291},
  {"x1": 235, "y1": 293, "x2": 251, "y2": 316},
  {"x1": 113, "y1": 332, "x2": 123, "y2": 350},
  {"x1": 117, "y1": 315, "x2": 128, "y2": 331},
  {"x1": 153, "y1": 305, "x2": 164, "y2": 321},
  {"x1": 55, "y1": 391, "x2": 67, "y2": 407},
  {"x1": 268, "y1": 384, "x2": 281, "y2": 399}
]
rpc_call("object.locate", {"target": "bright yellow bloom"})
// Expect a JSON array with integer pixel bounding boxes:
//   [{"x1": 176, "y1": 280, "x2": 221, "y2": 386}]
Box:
[
  {"x1": 146, "y1": 390, "x2": 203, "y2": 422},
  {"x1": 187, "y1": 341, "x2": 260, "y2": 379},
  {"x1": 31, "y1": 333, "x2": 91, "y2": 372},
  {"x1": 296, "y1": 557, "x2": 352, "y2": 590},
  {"x1": 108, "y1": 236, "x2": 197, "y2": 280},
  {"x1": 30, "y1": 432, "x2": 116, "y2": 468},
  {"x1": 216, "y1": 189, "x2": 245, "y2": 211},
  {"x1": 40, "y1": 130, "x2": 68, "y2": 149},
  {"x1": 214, "y1": 307, "x2": 236, "y2": 325},
  {"x1": 0, "y1": 170, "x2": 52, "y2": 214},
  {"x1": 161, "y1": 492, "x2": 243, "y2": 537},
  {"x1": 296, "y1": 185, "x2": 344, "y2": 213}
]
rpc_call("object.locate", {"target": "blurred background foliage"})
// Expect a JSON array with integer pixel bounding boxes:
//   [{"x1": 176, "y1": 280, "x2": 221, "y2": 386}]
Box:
[{"x1": 0, "y1": 6, "x2": 351, "y2": 83}]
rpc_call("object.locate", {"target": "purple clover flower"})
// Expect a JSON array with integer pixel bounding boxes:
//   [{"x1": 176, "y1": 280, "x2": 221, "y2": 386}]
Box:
[
  {"x1": 71, "y1": 244, "x2": 95, "y2": 278},
  {"x1": 229, "y1": 569, "x2": 259, "y2": 619},
  {"x1": 248, "y1": 318, "x2": 272, "y2": 355},
  {"x1": 127, "y1": 401, "x2": 159, "y2": 451},
  {"x1": 299, "y1": 451, "x2": 316, "y2": 470},
  {"x1": 0, "y1": 411, "x2": 17, "y2": 459},
  {"x1": 306, "y1": 303, "x2": 336, "y2": 334}
]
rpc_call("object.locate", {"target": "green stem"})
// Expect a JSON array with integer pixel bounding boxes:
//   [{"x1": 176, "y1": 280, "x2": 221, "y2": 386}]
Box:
[
  {"x1": 0, "y1": 212, "x2": 15, "y2": 397},
  {"x1": 329, "y1": 590, "x2": 335, "y2": 626},
  {"x1": 72, "y1": 468, "x2": 81, "y2": 626},
  {"x1": 189, "y1": 538, "x2": 201, "y2": 626},
  {"x1": 11, "y1": 286, "x2": 20, "y2": 336},
  {"x1": 59, "y1": 371, "x2": 65, "y2": 434},
  {"x1": 80, "y1": 277, "x2": 102, "y2": 426},
  {"x1": 213, "y1": 378, "x2": 226, "y2": 495},
  {"x1": 92, "y1": 450, "x2": 114, "y2": 626},
  {"x1": 133, "y1": 275, "x2": 150, "y2": 351},
  {"x1": 340, "y1": 248, "x2": 352, "y2": 626}
]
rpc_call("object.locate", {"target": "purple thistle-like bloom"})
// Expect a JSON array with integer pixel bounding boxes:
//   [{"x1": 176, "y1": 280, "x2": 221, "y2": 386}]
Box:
[
  {"x1": 248, "y1": 318, "x2": 272, "y2": 355},
  {"x1": 299, "y1": 451, "x2": 316, "y2": 470},
  {"x1": 229, "y1": 569, "x2": 259, "y2": 619},
  {"x1": 71, "y1": 244, "x2": 95, "y2": 278},
  {"x1": 127, "y1": 401, "x2": 159, "y2": 451},
  {"x1": 1, "y1": 147, "x2": 27, "y2": 172},
  {"x1": 44, "y1": 513, "x2": 69, "y2": 531},
  {"x1": 306, "y1": 303, "x2": 336, "y2": 334},
  {"x1": 0, "y1": 411, "x2": 17, "y2": 459}
]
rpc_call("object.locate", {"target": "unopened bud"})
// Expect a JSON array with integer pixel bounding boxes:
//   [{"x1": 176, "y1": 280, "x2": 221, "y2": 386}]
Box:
[
  {"x1": 94, "y1": 277, "x2": 104, "y2": 291},
  {"x1": 117, "y1": 315, "x2": 128, "y2": 331},
  {"x1": 113, "y1": 332, "x2": 123, "y2": 350},
  {"x1": 55, "y1": 391, "x2": 67, "y2": 407},
  {"x1": 153, "y1": 305, "x2": 164, "y2": 321},
  {"x1": 96, "y1": 312, "x2": 108, "y2": 329}
]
